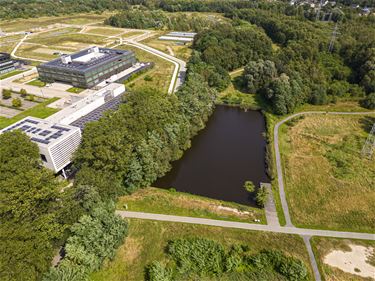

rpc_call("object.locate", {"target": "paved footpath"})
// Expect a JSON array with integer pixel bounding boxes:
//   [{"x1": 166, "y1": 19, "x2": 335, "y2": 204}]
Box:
[{"x1": 116, "y1": 211, "x2": 375, "y2": 241}]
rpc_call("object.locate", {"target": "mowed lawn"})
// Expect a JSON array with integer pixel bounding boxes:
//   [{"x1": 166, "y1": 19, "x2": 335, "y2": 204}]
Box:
[
  {"x1": 90, "y1": 219, "x2": 313, "y2": 281},
  {"x1": 279, "y1": 114, "x2": 375, "y2": 232}
]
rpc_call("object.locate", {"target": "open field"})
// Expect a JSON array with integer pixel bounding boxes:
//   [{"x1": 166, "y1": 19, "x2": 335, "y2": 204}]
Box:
[
  {"x1": 90, "y1": 219, "x2": 313, "y2": 281},
  {"x1": 279, "y1": 114, "x2": 375, "y2": 232},
  {"x1": 141, "y1": 34, "x2": 193, "y2": 61},
  {"x1": 311, "y1": 237, "x2": 375, "y2": 281},
  {"x1": 0, "y1": 98, "x2": 59, "y2": 129},
  {"x1": 0, "y1": 13, "x2": 113, "y2": 32},
  {"x1": 117, "y1": 187, "x2": 266, "y2": 224},
  {"x1": 118, "y1": 45, "x2": 174, "y2": 93},
  {"x1": 83, "y1": 26, "x2": 124, "y2": 36}
]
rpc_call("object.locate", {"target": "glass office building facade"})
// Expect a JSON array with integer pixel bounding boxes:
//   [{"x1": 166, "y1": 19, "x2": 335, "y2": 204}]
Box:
[
  {"x1": 0, "y1": 53, "x2": 15, "y2": 74},
  {"x1": 37, "y1": 47, "x2": 136, "y2": 88}
]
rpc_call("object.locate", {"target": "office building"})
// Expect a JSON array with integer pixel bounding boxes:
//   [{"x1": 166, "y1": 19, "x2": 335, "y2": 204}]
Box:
[
  {"x1": 0, "y1": 117, "x2": 81, "y2": 173},
  {"x1": 37, "y1": 47, "x2": 136, "y2": 88},
  {"x1": 0, "y1": 52, "x2": 15, "y2": 74}
]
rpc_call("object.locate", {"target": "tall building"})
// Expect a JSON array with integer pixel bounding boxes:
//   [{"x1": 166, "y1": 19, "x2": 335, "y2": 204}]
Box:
[
  {"x1": 0, "y1": 117, "x2": 81, "y2": 173},
  {"x1": 37, "y1": 47, "x2": 136, "y2": 88},
  {"x1": 0, "y1": 53, "x2": 16, "y2": 74}
]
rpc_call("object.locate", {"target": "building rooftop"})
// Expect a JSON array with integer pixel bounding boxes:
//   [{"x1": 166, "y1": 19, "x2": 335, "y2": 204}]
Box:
[
  {"x1": 38, "y1": 47, "x2": 133, "y2": 73},
  {"x1": 0, "y1": 117, "x2": 79, "y2": 147}
]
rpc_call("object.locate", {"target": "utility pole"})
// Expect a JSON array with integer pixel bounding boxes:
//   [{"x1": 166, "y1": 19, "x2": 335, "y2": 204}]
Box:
[
  {"x1": 316, "y1": 0, "x2": 324, "y2": 21},
  {"x1": 362, "y1": 123, "x2": 375, "y2": 159},
  {"x1": 328, "y1": 22, "x2": 339, "y2": 52}
]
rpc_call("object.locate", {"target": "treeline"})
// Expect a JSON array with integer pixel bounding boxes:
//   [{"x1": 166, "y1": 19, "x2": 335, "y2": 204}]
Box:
[
  {"x1": 146, "y1": 237, "x2": 310, "y2": 280},
  {"x1": 74, "y1": 72, "x2": 217, "y2": 197},
  {"x1": 227, "y1": 8, "x2": 375, "y2": 113},
  {"x1": 0, "y1": 131, "x2": 129, "y2": 280},
  {"x1": 0, "y1": 0, "x2": 129, "y2": 19},
  {"x1": 105, "y1": 9, "x2": 223, "y2": 31}
]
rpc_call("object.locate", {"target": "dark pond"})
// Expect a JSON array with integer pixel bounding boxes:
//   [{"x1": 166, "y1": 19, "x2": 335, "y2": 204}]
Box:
[{"x1": 154, "y1": 105, "x2": 269, "y2": 206}]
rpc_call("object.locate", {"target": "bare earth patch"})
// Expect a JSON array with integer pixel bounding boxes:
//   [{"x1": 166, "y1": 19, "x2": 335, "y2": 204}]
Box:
[{"x1": 324, "y1": 244, "x2": 375, "y2": 279}]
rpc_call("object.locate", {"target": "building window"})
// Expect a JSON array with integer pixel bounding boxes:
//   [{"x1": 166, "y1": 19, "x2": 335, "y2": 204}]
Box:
[{"x1": 40, "y1": 154, "x2": 48, "y2": 162}]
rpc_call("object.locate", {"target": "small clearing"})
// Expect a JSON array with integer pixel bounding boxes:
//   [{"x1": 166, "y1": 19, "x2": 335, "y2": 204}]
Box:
[{"x1": 324, "y1": 244, "x2": 375, "y2": 279}]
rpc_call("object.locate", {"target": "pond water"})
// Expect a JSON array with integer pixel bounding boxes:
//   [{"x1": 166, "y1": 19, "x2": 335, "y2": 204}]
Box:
[{"x1": 154, "y1": 105, "x2": 269, "y2": 206}]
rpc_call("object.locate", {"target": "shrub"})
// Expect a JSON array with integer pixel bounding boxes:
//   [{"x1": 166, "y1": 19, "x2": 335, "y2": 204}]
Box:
[
  {"x1": 26, "y1": 94, "x2": 35, "y2": 101},
  {"x1": 144, "y1": 75, "x2": 153, "y2": 81},
  {"x1": 146, "y1": 262, "x2": 173, "y2": 281},
  {"x1": 12, "y1": 98, "x2": 22, "y2": 108},
  {"x1": 167, "y1": 238, "x2": 225, "y2": 276},
  {"x1": 361, "y1": 93, "x2": 375, "y2": 110},
  {"x1": 42, "y1": 262, "x2": 87, "y2": 281},
  {"x1": 20, "y1": 88, "x2": 27, "y2": 97},
  {"x1": 255, "y1": 185, "x2": 269, "y2": 207},
  {"x1": 243, "y1": 181, "x2": 255, "y2": 193},
  {"x1": 2, "y1": 89, "x2": 11, "y2": 99}
]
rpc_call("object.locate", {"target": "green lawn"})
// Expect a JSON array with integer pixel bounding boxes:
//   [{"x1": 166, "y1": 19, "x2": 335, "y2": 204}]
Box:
[
  {"x1": 27, "y1": 79, "x2": 46, "y2": 87},
  {"x1": 119, "y1": 45, "x2": 174, "y2": 93},
  {"x1": 279, "y1": 114, "x2": 375, "y2": 232},
  {"x1": 117, "y1": 187, "x2": 266, "y2": 224},
  {"x1": 67, "y1": 87, "x2": 85, "y2": 94},
  {"x1": 0, "y1": 70, "x2": 25, "y2": 80},
  {"x1": 311, "y1": 237, "x2": 375, "y2": 281},
  {"x1": 0, "y1": 98, "x2": 59, "y2": 129},
  {"x1": 90, "y1": 219, "x2": 313, "y2": 281}
]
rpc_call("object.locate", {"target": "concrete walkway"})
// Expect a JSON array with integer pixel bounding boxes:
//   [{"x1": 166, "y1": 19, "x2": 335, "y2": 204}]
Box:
[
  {"x1": 116, "y1": 211, "x2": 375, "y2": 240},
  {"x1": 262, "y1": 183, "x2": 279, "y2": 227},
  {"x1": 273, "y1": 111, "x2": 375, "y2": 227},
  {"x1": 303, "y1": 235, "x2": 322, "y2": 281}
]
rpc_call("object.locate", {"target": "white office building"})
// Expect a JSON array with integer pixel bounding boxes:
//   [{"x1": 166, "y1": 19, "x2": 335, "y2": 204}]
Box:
[{"x1": 0, "y1": 117, "x2": 81, "y2": 173}]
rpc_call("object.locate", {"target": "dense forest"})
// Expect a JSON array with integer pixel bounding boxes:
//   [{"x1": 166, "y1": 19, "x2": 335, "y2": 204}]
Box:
[{"x1": 107, "y1": 2, "x2": 375, "y2": 113}]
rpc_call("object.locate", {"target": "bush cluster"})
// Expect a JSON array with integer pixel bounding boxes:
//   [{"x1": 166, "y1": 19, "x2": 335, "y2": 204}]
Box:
[{"x1": 146, "y1": 238, "x2": 310, "y2": 281}]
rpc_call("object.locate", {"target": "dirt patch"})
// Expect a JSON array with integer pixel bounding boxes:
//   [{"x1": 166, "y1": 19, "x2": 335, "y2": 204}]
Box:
[{"x1": 324, "y1": 244, "x2": 375, "y2": 279}]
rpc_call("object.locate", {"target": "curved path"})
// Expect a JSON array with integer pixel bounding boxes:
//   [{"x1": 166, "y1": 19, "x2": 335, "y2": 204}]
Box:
[{"x1": 274, "y1": 110, "x2": 375, "y2": 227}]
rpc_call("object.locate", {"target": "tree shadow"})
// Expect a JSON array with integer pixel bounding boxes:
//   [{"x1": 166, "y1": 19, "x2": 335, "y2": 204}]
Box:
[{"x1": 359, "y1": 116, "x2": 375, "y2": 133}]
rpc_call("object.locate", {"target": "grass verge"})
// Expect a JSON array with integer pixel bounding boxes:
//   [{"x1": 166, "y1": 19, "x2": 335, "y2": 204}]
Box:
[
  {"x1": 27, "y1": 79, "x2": 46, "y2": 87},
  {"x1": 0, "y1": 70, "x2": 25, "y2": 80},
  {"x1": 67, "y1": 87, "x2": 84, "y2": 94},
  {"x1": 117, "y1": 187, "x2": 266, "y2": 224}
]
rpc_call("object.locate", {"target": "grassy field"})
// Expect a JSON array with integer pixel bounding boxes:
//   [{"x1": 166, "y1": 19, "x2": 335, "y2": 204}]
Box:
[
  {"x1": 117, "y1": 187, "x2": 266, "y2": 224},
  {"x1": 67, "y1": 87, "x2": 84, "y2": 94},
  {"x1": 311, "y1": 237, "x2": 375, "y2": 281},
  {"x1": 90, "y1": 219, "x2": 313, "y2": 281},
  {"x1": 118, "y1": 45, "x2": 174, "y2": 93},
  {"x1": 0, "y1": 13, "x2": 112, "y2": 32},
  {"x1": 27, "y1": 79, "x2": 46, "y2": 87},
  {"x1": 142, "y1": 35, "x2": 193, "y2": 61},
  {"x1": 0, "y1": 70, "x2": 25, "y2": 80},
  {"x1": 84, "y1": 27, "x2": 124, "y2": 36},
  {"x1": 279, "y1": 114, "x2": 375, "y2": 232},
  {"x1": 0, "y1": 97, "x2": 59, "y2": 129}
]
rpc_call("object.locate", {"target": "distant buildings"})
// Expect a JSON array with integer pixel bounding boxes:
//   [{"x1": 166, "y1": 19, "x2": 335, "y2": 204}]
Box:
[
  {"x1": 0, "y1": 117, "x2": 81, "y2": 173},
  {"x1": 159, "y1": 32, "x2": 197, "y2": 43},
  {"x1": 0, "y1": 53, "x2": 16, "y2": 74},
  {"x1": 37, "y1": 47, "x2": 136, "y2": 88}
]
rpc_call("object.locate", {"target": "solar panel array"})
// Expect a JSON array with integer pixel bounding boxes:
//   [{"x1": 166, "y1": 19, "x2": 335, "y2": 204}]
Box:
[
  {"x1": 70, "y1": 94, "x2": 124, "y2": 130},
  {"x1": 2, "y1": 118, "x2": 72, "y2": 145}
]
